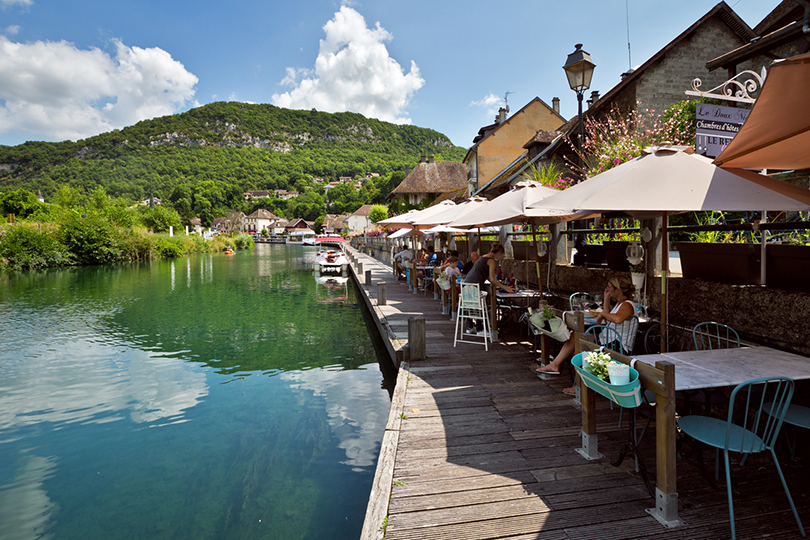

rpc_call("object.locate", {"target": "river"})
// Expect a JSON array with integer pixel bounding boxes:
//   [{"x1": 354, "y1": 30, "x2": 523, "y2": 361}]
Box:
[{"x1": 0, "y1": 244, "x2": 392, "y2": 540}]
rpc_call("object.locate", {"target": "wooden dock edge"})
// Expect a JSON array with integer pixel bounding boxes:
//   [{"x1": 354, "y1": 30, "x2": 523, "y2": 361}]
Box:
[{"x1": 344, "y1": 247, "x2": 411, "y2": 540}]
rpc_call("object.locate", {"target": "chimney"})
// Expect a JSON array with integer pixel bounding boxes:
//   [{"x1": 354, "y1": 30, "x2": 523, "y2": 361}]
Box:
[
  {"x1": 428, "y1": 155, "x2": 435, "y2": 163},
  {"x1": 495, "y1": 107, "x2": 507, "y2": 124},
  {"x1": 552, "y1": 97, "x2": 560, "y2": 115},
  {"x1": 420, "y1": 155, "x2": 427, "y2": 163},
  {"x1": 403, "y1": 165, "x2": 410, "y2": 175},
  {"x1": 587, "y1": 90, "x2": 600, "y2": 109},
  {"x1": 620, "y1": 68, "x2": 635, "y2": 80}
]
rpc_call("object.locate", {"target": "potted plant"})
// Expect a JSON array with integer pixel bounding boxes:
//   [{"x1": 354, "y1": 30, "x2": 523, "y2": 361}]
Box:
[{"x1": 629, "y1": 261, "x2": 646, "y2": 291}]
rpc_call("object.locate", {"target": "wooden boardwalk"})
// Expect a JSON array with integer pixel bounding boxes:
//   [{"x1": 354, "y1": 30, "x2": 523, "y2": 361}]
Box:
[{"x1": 349, "y1": 248, "x2": 810, "y2": 540}]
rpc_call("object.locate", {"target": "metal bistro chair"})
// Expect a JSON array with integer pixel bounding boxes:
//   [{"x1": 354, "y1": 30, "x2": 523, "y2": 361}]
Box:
[
  {"x1": 678, "y1": 377, "x2": 804, "y2": 540},
  {"x1": 693, "y1": 321, "x2": 741, "y2": 350},
  {"x1": 690, "y1": 322, "x2": 741, "y2": 416},
  {"x1": 454, "y1": 282, "x2": 490, "y2": 350},
  {"x1": 644, "y1": 323, "x2": 687, "y2": 354}
]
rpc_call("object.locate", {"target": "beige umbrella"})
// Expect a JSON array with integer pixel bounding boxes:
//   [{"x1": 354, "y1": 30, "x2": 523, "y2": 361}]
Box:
[
  {"x1": 527, "y1": 145, "x2": 810, "y2": 327},
  {"x1": 714, "y1": 52, "x2": 810, "y2": 171},
  {"x1": 450, "y1": 181, "x2": 595, "y2": 290},
  {"x1": 377, "y1": 209, "x2": 422, "y2": 228}
]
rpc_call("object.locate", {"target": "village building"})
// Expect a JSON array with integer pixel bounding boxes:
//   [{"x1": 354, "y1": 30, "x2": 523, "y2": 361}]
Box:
[
  {"x1": 323, "y1": 213, "x2": 350, "y2": 235},
  {"x1": 243, "y1": 209, "x2": 279, "y2": 235},
  {"x1": 273, "y1": 189, "x2": 299, "y2": 200},
  {"x1": 243, "y1": 190, "x2": 270, "y2": 200},
  {"x1": 345, "y1": 204, "x2": 375, "y2": 233},
  {"x1": 465, "y1": 97, "x2": 567, "y2": 198},
  {"x1": 388, "y1": 156, "x2": 468, "y2": 206}
]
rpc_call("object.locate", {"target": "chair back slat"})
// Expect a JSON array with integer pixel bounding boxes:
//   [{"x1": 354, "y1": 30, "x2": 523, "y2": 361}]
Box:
[
  {"x1": 693, "y1": 321, "x2": 741, "y2": 350},
  {"x1": 725, "y1": 377, "x2": 794, "y2": 452}
]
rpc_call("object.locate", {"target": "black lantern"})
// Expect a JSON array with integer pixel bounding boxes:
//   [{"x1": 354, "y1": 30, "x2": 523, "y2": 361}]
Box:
[{"x1": 563, "y1": 44, "x2": 596, "y2": 158}]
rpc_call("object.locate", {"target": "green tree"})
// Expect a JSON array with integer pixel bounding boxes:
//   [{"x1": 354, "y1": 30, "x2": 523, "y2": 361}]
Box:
[
  {"x1": 0, "y1": 189, "x2": 43, "y2": 218},
  {"x1": 139, "y1": 205, "x2": 183, "y2": 233},
  {"x1": 368, "y1": 204, "x2": 388, "y2": 223}
]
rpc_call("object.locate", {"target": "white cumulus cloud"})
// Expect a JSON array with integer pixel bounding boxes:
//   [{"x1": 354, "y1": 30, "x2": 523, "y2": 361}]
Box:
[
  {"x1": 471, "y1": 92, "x2": 503, "y2": 118},
  {"x1": 272, "y1": 6, "x2": 424, "y2": 124},
  {"x1": 0, "y1": 36, "x2": 198, "y2": 142},
  {"x1": 1, "y1": 0, "x2": 32, "y2": 7}
]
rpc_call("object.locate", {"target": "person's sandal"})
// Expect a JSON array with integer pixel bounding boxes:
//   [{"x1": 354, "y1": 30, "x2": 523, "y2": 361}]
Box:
[{"x1": 562, "y1": 387, "x2": 577, "y2": 396}]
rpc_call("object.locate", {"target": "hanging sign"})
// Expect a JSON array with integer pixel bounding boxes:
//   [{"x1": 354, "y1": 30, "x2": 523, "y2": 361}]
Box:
[{"x1": 695, "y1": 103, "x2": 750, "y2": 158}]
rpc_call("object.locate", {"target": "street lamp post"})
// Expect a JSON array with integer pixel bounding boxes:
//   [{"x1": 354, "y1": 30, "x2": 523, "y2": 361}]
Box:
[{"x1": 563, "y1": 44, "x2": 596, "y2": 158}]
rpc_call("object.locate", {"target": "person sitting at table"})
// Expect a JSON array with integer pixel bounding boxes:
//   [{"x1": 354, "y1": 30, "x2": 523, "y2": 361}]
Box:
[
  {"x1": 443, "y1": 256, "x2": 461, "y2": 279},
  {"x1": 461, "y1": 251, "x2": 478, "y2": 276},
  {"x1": 417, "y1": 247, "x2": 428, "y2": 264},
  {"x1": 426, "y1": 245, "x2": 438, "y2": 266},
  {"x1": 441, "y1": 250, "x2": 464, "y2": 273},
  {"x1": 464, "y1": 243, "x2": 513, "y2": 333},
  {"x1": 536, "y1": 275, "x2": 636, "y2": 395},
  {"x1": 393, "y1": 244, "x2": 414, "y2": 280}
]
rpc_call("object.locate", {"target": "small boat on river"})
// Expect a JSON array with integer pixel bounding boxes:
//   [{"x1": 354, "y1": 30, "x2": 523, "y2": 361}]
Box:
[{"x1": 312, "y1": 249, "x2": 348, "y2": 273}]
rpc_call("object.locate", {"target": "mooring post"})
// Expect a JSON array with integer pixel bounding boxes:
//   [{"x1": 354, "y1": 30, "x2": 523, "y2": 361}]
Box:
[
  {"x1": 358, "y1": 262, "x2": 363, "y2": 277},
  {"x1": 377, "y1": 282, "x2": 387, "y2": 305},
  {"x1": 408, "y1": 317, "x2": 426, "y2": 361},
  {"x1": 365, "y1": 269, "x2": 372, "y2": 285}
]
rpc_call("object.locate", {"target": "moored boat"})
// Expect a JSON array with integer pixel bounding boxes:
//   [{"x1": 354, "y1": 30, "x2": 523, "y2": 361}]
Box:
[{"x1": 312, "y1": 249, "x2": 349, "y2": 273}]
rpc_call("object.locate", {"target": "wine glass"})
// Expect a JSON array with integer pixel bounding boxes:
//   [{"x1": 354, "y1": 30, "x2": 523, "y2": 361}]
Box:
[
  {"x1": 640, "y1": 295, "x2": 650, "y2": 317},
  {"x1": 593, "y1": 294, "x2": 602, "y2": 309}
]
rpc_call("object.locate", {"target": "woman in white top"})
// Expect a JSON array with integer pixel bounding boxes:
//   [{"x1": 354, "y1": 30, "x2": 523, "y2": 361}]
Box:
[{"x1": 536, "y1": 275, "x2": 636, "y2": 395}]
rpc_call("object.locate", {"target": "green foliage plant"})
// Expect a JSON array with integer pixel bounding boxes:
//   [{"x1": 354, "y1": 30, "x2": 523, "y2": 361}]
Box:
[
  {"x1": 233, "y1": 233, "x2": 256, "y2": 250},
  {"x1": 0, "y1": 223, "x2": 73, "y2": 271},
  {"x1": 59, "y1": 214, "x2": 124, "y2": 265},
  {"x1": 368, "y1": 204, "x2": 388, "y2": 223}
]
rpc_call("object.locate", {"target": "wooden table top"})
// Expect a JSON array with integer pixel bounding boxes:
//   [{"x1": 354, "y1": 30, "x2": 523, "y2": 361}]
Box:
[{"x1": 633, "y1": 346, "x2": 810, "y2": 391}]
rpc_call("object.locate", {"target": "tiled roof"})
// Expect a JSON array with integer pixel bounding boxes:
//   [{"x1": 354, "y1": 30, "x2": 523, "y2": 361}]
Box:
[
  {"x1": 523, "y1": 130, "x2": 560, "y2": 149},
  {"x1": 390, "y1": 161, "x2": 468, "y2": 195},
  {"x1": 246, "y1": 209, "x2": 278, "y2": 220},
  {"x1": 350, "y1": 204, "x2": 374, "y2": 217}
]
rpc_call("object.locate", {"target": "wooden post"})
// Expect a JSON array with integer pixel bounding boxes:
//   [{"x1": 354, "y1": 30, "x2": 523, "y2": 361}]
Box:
[
  {"x1": 575, "y1": 331, "x2": 603, "y2": 461},
  {"x1": 365, "y1": 269, "x2": 372, "y2": 285},
  {"x1": 433, "y1": 272, "x2": 439, "y2": 300},
  {"x1": 489, "y1": 282, "x2": 498, "y2": 342},
  {"x1": 648, "y1": 360, "x2": 682, "y2": 526},
  {"x1": 441, "y1": 286, "x2": 448, "y2": 314},
  {"x1": 377, "y1": 282, "x2": 387, "y2": 305},
  {"x1": 451, "y1": 282, "x2": 459, "y2": 320},
  {"x1": 358, "y1": 262, "x2": 363, "y2": 277},
  {"x1": 408, "y1": 317, "x2": 426, "y2": 361}
]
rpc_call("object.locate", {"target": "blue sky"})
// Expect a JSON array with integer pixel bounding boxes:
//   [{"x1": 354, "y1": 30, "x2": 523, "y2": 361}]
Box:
[{"x1": 0, "y1": 0, "x2": 776, "y2": 148}]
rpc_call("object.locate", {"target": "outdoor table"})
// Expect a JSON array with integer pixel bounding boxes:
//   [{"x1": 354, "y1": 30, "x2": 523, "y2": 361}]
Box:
[
  {"x1": 576, "y1": 344, "x2": 810, "y2": 529},
  {"x1": 496, "y1": 289, "x2": 544, "y2": 330}
]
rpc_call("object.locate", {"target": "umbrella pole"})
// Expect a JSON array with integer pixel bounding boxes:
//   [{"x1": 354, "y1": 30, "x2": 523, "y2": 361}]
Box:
[
  {"x1": 530, "y1": 218, "x2": 543, "y2": 292},
  {"x1": 661, "y1": 213, "x2": 669, "y2": 352}
]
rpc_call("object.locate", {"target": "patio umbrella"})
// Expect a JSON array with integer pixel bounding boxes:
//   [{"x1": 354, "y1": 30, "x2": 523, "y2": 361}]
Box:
[
  {"x1": 377, "y1": 209, "x2": 422, "y2": 228},
  {"x1": 408, "y1": 196, "x2": 489, "y2": 229},
  {"x1": 714, "y1": 52, "x2": 810, "y2": 171},
  {"x1": 450, "y1": 181, "x2": 596, "y2": 290},
  {"x1": 527, "y1": 145, "x2": 810, "y2": 327}
]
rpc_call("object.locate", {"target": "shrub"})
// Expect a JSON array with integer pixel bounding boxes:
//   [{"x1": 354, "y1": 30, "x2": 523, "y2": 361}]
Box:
[
  {"x1": 0, "y1": 223, "x2": 73, "y2": 271},
  {"x1": 233, "y1": 233, "x2": 255, "y2": 250},
  {"x1": 59, "y1": 214, "x2": 124, "y2": 265}
]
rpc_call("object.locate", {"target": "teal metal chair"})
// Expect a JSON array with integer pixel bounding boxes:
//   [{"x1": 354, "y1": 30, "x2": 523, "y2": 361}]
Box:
[
  {"x1": 693, "y1": 321, "x2": 741, "y2": 350},
  {"x1": 678, "y1": 377, "x2": 804, "y2": 540},
  {"x1": 585, "y1": 325, "x2": 623, "y2": 354}
]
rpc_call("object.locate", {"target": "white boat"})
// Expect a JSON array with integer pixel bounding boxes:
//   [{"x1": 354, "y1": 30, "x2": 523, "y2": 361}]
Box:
[
  {"x1": 287, "y1": 229, "x2": 317, "y2": 245},
  {"x1": 312, "y1": 249, "x2": 349, "y2": 273}
]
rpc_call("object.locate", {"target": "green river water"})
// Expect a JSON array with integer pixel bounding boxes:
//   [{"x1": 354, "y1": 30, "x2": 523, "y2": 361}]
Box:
[{"x1": 0, "y1": 244, "x2": 393, "y2": 540}]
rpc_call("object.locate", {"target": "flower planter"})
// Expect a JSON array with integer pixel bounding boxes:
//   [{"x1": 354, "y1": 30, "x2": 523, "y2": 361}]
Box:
[
  {"x1": 572, "y1": 353, "x2": 641, "y2": 408},
  {"x1": 604, "y1": 241, "x2": 631, "y2": 271},
  {"x1": 766, "y1": 244, "x2": 810, "y2": 293},
  {"x1": 676, "y1": 242, "x2": 761, "y2": 285}
]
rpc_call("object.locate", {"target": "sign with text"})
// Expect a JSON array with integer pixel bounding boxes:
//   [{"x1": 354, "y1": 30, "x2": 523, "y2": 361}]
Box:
[{"x1": 695, "y1": 103, "x2": 750, "y2": 158}]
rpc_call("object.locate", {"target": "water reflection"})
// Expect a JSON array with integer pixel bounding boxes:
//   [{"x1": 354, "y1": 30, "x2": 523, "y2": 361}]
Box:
[
  {"x1": 284, "y1": 365, "x2": 386, "y2": 471},
  {"x1": 0, "y1": 454, "x2": 58, "y2": 540}
]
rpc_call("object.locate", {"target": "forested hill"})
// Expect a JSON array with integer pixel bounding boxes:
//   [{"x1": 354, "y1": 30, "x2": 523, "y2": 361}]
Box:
[{"x1": 0, "y1": 101, "x2": 467, "y2": 208}]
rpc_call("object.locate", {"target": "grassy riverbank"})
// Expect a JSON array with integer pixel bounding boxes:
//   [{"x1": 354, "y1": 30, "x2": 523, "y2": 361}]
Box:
[{"x1": 0, "y1": 189, "x2": 254, "y2": 272}]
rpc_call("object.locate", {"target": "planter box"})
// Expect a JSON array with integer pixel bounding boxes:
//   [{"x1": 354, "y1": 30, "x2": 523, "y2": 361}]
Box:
[
  {"x1": 767, "y1": 244, "x2": 810, "y2": 293},
  {"x1": 676, "y1": 242, "x2": 761, "y2": 285},
  {"x1": 572, "y1": 353, "x2": 641, "y2": 408},
  {"x1": 584, "y1": 244, "x2": 607, "y2": 268},
  {"x1": 604, "y1": 241, "x2": 630, "y2": 271},
  {"x1": 511, "y1": 240, "x2": 549, "y2": 262}
]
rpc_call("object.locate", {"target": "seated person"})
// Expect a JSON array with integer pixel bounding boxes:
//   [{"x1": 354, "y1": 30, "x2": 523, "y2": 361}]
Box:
[
  {"x1": 463, "y1": 243, "x2": 513, "y2": 333},
  {"x1": 393, "y1": 245, "x2": 414, "y2": 279},
  {"x1": 417, "y1": 248, "x2": 428, "y2": 264},
  {"x1": 535, "y1": 275, "x2": 637, "y2": 395},
  {"x1": 461, "y1": 251, "x2": 478, "y2": 276},
  {"x1": 443, "y1": 256, "x2": 461, "y2": 278},
  {"x1": 426, "y1": 245, "x2": 438, "y2": 266}
]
